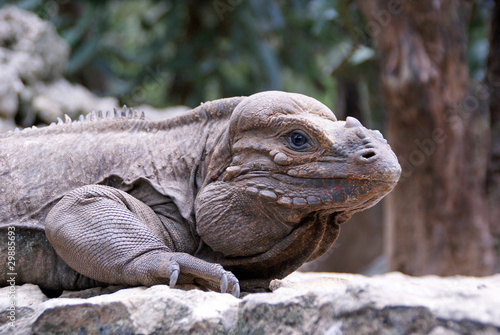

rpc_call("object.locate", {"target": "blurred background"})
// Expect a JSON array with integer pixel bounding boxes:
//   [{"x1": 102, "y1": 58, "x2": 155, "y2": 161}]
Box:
[{"x1": 0, "y1": 0, "x2": 498, "y2": 276}]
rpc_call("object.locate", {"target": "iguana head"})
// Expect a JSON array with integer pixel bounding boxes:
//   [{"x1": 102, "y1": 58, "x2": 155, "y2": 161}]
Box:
[{"x1": 195, "y1": 91, "x2": 400, "y2": 277}]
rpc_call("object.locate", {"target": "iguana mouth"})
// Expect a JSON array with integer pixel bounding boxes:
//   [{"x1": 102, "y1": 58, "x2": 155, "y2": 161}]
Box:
[{"x1": 235, "y1": 172, "x2": 395, "y2": 210}]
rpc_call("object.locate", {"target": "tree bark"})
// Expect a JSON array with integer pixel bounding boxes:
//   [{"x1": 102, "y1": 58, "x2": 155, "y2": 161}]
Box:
[
  {"x1": 487, "y1": 0, "x2": 500, "y2": 272},
  {"x1": 356, "y1": 0, "x2": 495, "y2": 275},
  {"x1": 336, "y1": 78, "x2": 362, "y2": 121}
]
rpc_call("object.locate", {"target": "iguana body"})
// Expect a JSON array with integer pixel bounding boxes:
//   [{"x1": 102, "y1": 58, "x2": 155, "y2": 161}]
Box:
[{"x1": 0, "y1": 91, "x2": 401, "y2": 296}]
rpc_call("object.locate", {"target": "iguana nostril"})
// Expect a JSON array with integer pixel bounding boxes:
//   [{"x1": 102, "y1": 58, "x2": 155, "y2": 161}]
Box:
[
  {"x1": 358, "y1": 148, "x2": 378, "y2": 162},
  {"x1": 362, "y1": 151, "x2": 376, "y2": 159}
]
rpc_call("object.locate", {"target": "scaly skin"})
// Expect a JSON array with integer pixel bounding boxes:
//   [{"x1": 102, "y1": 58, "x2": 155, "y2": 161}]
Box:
[{"x1": 0, "y1": 91, "x2": 401, "y2": 296}]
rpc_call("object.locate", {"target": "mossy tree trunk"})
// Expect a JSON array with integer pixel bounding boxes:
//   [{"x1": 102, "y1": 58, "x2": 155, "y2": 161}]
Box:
[{"x1": 356, "y1": 0, "x2": 496, "y2": 275}]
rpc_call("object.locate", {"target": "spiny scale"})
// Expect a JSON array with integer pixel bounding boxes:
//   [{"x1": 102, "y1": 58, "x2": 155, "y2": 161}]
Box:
[
  {"x1": 9, "y1": 105, "x2": 146, "y2": 133},
  {"x1": 79, "y1": 105, "x2": 146, "y2": 122},
  {"x1": 81, "y1": 106, "x2": 146, "y2": 122}
]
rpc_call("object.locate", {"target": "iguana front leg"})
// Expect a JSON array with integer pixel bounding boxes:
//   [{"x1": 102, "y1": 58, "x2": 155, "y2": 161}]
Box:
[{"x1": 45, "y1": 185, "x2": 240, "y2": 297}]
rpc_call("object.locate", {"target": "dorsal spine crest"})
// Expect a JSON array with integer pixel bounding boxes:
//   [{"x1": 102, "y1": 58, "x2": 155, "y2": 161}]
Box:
[{"x1": 8, "y1": 105, "x2": 147, "y2": 135}]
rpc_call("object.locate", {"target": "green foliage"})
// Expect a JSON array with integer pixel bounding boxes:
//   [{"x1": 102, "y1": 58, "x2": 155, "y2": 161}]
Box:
[
  {"x1": 467, "y1": 0, "x2": 494, "y2": 81},
  {"x1": 4, "y1": 0, "x2": 492, "y2": 121},
  {"x1": 4, "y1": 0, "x2": 358, "y2": 108}
]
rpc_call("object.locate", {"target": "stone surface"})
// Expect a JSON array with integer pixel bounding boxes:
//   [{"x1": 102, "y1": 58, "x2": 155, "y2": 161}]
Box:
[
  {"x1": 0, "y1": 119, "x2": 15, "y2": 133},
  {"x1": 0, "y1": 6, "x2": 191, "y2": 131},
  {"x1": 30, "y1": 79, "x2": 117, "y2": 123},
  {"x1": 1, "y1": 272, "x2": 499, "y2": 334},
  {"x1": 0, "y1": 6, "x2": 68, "y2": 84},
  {"x1": 0, "y1": 6, "x2": 117, "y2": 127},
  {"x1": 135, "y1": 104, "x2": 191, "y2": 121}
]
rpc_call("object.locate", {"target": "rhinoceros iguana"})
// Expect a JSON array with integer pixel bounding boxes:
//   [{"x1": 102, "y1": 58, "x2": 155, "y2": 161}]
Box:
[{"x1": 0, "y1": 91, "x2": 401, "y2": 297}]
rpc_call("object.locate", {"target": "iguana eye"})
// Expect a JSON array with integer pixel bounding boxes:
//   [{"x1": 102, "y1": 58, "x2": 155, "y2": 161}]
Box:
[{"x1": 288, "y1": 131, "x2": 310, "y2": 149}]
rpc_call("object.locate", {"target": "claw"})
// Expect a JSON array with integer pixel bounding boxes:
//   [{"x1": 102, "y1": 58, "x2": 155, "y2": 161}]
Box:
[
  {"x1": 231, "y1": 283, "x2": 240, "y2": 298},
  {"x1": 220, "y1": 273, "x2": 228, "y2": 293},
  {"x1": 168, "y1": 262, "x2": 180, "y2": 288}
]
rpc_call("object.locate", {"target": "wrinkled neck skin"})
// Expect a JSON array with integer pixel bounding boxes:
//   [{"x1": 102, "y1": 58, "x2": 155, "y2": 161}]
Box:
[{"x1": 194, "y1": 91, "x2": 401, "y2": 284}]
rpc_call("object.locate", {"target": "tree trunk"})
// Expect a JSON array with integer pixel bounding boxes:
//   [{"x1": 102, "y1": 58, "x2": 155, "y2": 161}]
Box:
[
  {"x1": 336, "y1": 78, "x2": 362, "y2": 121},
  {"x1": 356, "y1": 0, "x2": 495, "y2": 275},
  {"x1": 487, "y1": 0, "x2": 500, "y2": 272}
]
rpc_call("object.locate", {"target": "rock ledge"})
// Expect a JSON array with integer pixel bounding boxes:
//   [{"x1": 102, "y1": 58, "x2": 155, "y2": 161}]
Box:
[{"x1": 1, "y1": 272, "x2": 499, "y2": 334}]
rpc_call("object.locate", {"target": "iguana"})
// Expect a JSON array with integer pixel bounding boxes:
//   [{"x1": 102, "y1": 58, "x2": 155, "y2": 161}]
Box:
[{"x1": 0, "y1": 91, "x2": 401, "y2": 297}]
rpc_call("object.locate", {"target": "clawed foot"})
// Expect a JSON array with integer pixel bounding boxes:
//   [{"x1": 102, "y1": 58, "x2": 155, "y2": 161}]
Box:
[
  {"x1": 149, "y1": 253, "x2": 240, "y2": 297},
  {"x1": 219, "y1": 271, "x2": 241, "y2": 297}
]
